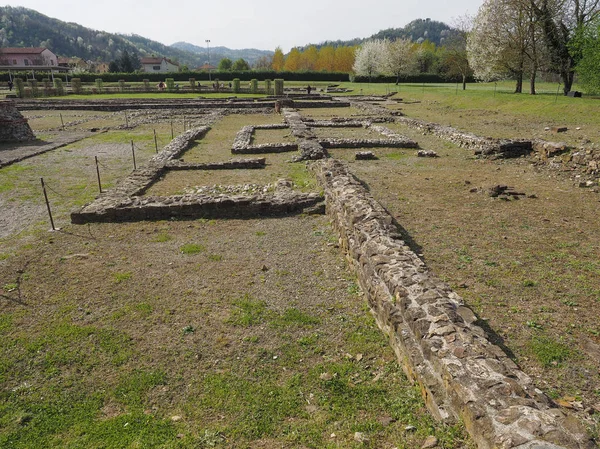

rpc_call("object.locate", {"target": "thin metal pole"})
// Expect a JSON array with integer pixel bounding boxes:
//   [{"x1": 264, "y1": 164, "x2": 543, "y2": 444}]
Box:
[
  {"x1": 60, "y1": 113, "x2": 65, "y2": 130},
  {"x1": 95, "y1": 156, "x2": 102, "y2": 193},
  {"x1": 131, "y1": 140, "x2": 137, "y2": 170},
  {"x1": 171, "y1": 120, "x2": 174, "y2": 139},
  {"x1": 555, "y1": 83, "x2": 561, "y2": 103},
  {"x1": 125, "y1": 111, "x2": 129, "y2": 127},
  {"x1": 154, "y1": 129, "x2": 158, "y2": 153},
  {"x1": 40, "y1": 178, "x2": 56, "y2": 231}
]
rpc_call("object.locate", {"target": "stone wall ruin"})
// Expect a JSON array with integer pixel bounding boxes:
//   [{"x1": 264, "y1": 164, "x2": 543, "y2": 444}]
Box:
[
  {"x1": 314, "y1": 158, "x2": 595, "y2": 449},
  {"x1": 0, "y1": 100, "x2": 36, "y2": 142}
]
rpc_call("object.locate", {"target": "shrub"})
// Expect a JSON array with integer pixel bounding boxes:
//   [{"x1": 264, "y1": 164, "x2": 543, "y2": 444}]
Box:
[
  {"x1": 189, "y1": 78, "x2": 196, "y2": 91},
  {"x1": 95, "y1": 78, "x2": 103, "y2": 93},
  {"x1": 143, "y1": 79, "x2": 151, "y2": 92},
  {"x1": 28, "y1": 79, "x2": 39, "y2": 97},
  {"x1": 165, "y1": 78, "x2": 175, "y2": 91},
  {"x1": 42, "y1": 78, "x2": 51, "y2": 96},
  {"x1": 233, "y1": 78, "x2": 240, "y2": 93},
  {"x1": 274, "y1": 79, "x2": 284, "y2": 96},
  {"x1": 265, "y1": 79, "x2": 272, "y2": 95},
  {"x1": 118, "y1": 79, "x2": 126, "y2": 93},
  {"x1": 53, "y1": 78, "x2": 65, "y2": 96},
  {"x1": 250, "y1": 79, "x2": 258, "y2": 94},
  {"x1": 71, "y1": 78, "x2": 83, "y2": 94},
  {"x1": 14, "y1": 78, "x2": 25, "y2": 98}
]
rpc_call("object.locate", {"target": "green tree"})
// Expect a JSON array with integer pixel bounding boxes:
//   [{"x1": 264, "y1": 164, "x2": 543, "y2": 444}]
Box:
[
  {"x1": 232, "y1": 58, "x2": 250, "y2": 71},
  {"x1": 573, "y1": 18, "x2": 600, "y2": 93},
  {"x1": 109, "y1": 49, "x2": 141, "y2": 73},
  {"x1": 119, "y1": 49, "x2": 140, "y2": 72},
  {"x1": 218, "y1": 58, "x2": 233, "y2": 70}
]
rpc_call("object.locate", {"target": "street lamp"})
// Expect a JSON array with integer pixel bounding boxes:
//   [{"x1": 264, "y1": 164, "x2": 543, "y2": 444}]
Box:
[{"x1": 205, "y1": 39, "x2": 211, "y2": 82}]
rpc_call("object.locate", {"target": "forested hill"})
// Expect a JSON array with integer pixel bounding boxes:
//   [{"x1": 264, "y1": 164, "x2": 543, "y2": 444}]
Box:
[
  {"x1": 371, "y1": 19, "x2": 455, "y2": 45},
  {"x1": 0, "y1": 6, "x2": 245, "y2": 67},
  {"x1": 171, "y1": 42, "x2": 273, "y2": 66},
  {"x1": 1, "y1": 6, "x2": 455, "y2": 67},
  {"x1": 301, "y1": 18, "x2": 455, "y2": 50}
]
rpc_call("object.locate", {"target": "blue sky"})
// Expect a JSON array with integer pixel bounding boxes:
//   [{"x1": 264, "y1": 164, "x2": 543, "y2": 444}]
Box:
[{"x1": 4, "y1": 0, "x2": 484, "y2": 51}]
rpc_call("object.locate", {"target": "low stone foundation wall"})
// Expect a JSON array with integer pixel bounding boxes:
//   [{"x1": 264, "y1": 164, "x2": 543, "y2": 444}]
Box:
[
  {"x1": 319, "y1": 138, "x2": 418, "y2": 149},
  {"x1": 72, "y1": 125, "x2": 323, "y2": 224},
  {"x1": 232, "y1": 142, "x2": 298, "y2": 154},
  {"x1": 283, "y1": 108, "x2": 329, "y2": 161},
  {"x1": 396, "y1": 116, "x2": 532, "y2": 159},
  {"x1": 532, "y1": 140, "x2": 599, "y2": 185},
  {"x1": 231, "y1": 124, "x2": 298, "y2": 154},
  {"x1": 314, "y1": 158, "x2": 594, "y2": 449},
  {"x1": 166, "y1": 158, "x2": 266, "y2": 170},
  {"x1": 71, "y1": 189, "x2": 323, "y2": 224}
]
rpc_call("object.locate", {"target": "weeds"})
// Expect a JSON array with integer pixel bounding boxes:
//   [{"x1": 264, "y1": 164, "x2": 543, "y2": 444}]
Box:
[
  {"x1": 530, "y1": 336, "x2": 571, "y2": 367},
  {"x1": 180, "y1": 243, "x2": 205, "y2": 254}
]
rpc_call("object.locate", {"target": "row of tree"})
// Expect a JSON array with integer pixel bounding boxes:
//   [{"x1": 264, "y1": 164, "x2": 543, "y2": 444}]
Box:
[
  {"x1": 467, "y1": 0, "x2": 599, "y2": 94},
  {"x1": 352, "y1": 37, "x2": 472, "y2": 88}
]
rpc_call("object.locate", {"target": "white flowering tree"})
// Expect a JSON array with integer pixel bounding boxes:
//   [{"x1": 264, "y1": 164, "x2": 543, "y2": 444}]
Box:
[
  {"x1": 384, "y1": 38, "x2": 417, "y2": 84},
  {"x1": 468, "y1": 0, "x2": 551, "y2": 93},
  {"x1": 353, "y1": 39, "x2": 388, "y2": 81}
]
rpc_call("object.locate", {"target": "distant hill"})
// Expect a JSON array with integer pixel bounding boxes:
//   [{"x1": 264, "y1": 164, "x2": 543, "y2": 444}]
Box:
[
  {"x1": 371, "y1": 18, "x2": 456, "y2": 46},
  {"x1": 0, "y1": 6, "x2": 269, "y2": 68},
  {"x1": 299, "y1": 18, "x2": 456, "y2": 51},
  {"x1": 171, "y1": 42, "x2": 273, "y2": 66},
  {"x1": 0, "y1": 6, "x2": 455, "y2": 69}
]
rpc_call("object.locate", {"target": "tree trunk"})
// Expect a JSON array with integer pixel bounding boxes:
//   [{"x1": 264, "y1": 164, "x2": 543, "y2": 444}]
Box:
[
  {"x1": 514, "y1": 72, "x2": 523, "y2": 93},
  {"x1": 530, "y1": 62, "x2": 537, "y2": 95},
  {"x1": 462, "y1": 74, "x2": 466, "y2": 91},
  {"x1": 562, "y1": 69, "x2": 574, "y2": 95}
]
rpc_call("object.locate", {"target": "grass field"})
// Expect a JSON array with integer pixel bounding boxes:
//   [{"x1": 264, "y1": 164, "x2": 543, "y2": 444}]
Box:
[{"x1": 1, "y1": 83, "x2": 599, "y2": 446}]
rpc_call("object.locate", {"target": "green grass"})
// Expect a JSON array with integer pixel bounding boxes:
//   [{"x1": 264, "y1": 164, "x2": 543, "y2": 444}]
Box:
[
  {"x1": 529, "y1": 336, "x2": 572, "y2": 367},
  {"x1": 113, "y1": 272, "x2": 132, "y2": 283},
  {"x1": 270, "y1": 308, "x2": 321, "y2": 328},
  {"x1": 152, "y1": 231, "x2": 172, "y2": 242},
  {"x1": 180, "y1": 243, "x2": 205, "y2": 255},
  {"x1": 228, "y1": 295, "x2": 267, "y2": 326},
  {"x1": 334, "y1": 80, "x2": 599, "y2": 125}
]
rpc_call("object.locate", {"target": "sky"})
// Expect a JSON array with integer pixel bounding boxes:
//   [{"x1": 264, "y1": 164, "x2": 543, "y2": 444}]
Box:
[{"x1": 4, "y1": 0, "x2": 484, "y2": 52}]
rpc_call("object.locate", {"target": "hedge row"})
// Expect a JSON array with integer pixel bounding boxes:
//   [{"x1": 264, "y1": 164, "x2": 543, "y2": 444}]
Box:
[
  {"x1": 351, "y1": 73, "x2": 476, "y2": 84},
  {"x1": 2, "y1": 71, "x2": 475, "y2": 84},
  {"x1": 1, "y1": 71, "x2": 351, "y2": 83}
]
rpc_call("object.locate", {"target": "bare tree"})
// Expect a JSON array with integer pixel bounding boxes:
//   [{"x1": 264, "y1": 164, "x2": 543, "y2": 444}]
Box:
[{"x1": 440, "y1": 15, "x2": 473, "y2": 90}]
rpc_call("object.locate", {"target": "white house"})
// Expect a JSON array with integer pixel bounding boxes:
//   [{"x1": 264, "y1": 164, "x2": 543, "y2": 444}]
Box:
[
  {"x1": 140, "y1": 57, "x2": 179, "y2": 73},
  {"x1": 0, "y1": 47, "x2": 59, "y2": 69}
]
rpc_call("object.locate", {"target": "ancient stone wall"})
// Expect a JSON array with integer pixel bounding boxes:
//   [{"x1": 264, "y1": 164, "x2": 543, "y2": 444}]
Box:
[
  {"x1": 532, "y1": 140, "x2": 599, "y2": 186},
  {"x1": 395, "y1": 116, "x2": 532, "y2": 159},
  {"x1": 71, "y1": 188, "x2": 323, "y2": 224},
  {"x1": 314, "y1": 158, "x2": 594, "y2": 449},
  {"x1": 0, "y1": 100, "x2": 36, "y2": 142},
  {"x1": 71, "y1": 126, "x2": 323, "y2": 224}
]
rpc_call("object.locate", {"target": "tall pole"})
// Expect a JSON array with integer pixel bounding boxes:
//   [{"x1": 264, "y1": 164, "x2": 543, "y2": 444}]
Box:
[
  {"x1": 206, "y1": 39, "x2": 211, "y2": 82},
  {"x1": 40, "y1": 178, "x2": 56, "y2": 231}
]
